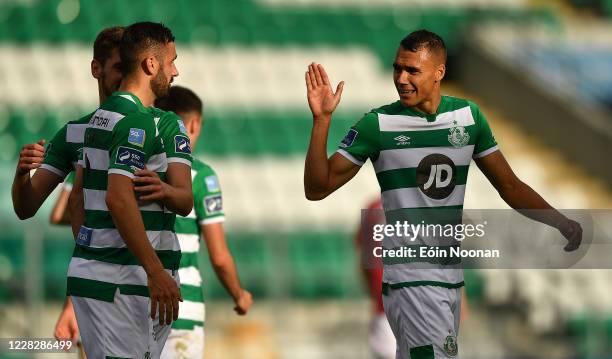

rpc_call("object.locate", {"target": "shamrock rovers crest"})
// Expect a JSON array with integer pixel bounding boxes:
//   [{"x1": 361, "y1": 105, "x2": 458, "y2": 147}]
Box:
[
  {"x1": 443, "y1": 335, "x2": 458, "y2": 357},
  {"x1": 448, "y1": 123, "x2": 469, "y2": 148}
]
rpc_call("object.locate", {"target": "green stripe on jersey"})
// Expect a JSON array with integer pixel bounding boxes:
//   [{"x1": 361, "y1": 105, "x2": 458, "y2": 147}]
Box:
[
  {"x1": 172, "y1": 319, "x2": 205, "y2": 331},
  {"x1": 181, "y1": 284, "x2": 204, "y2": 302},
  {"x1": 338, "y1": 96, "x2": 498, "y2": 286},
  {"x1": 72, "y1": 245, "x2": 181, "y2": 270},
  {"x1": 70, "y1": 91, "x2": 189, "y2": 297}
]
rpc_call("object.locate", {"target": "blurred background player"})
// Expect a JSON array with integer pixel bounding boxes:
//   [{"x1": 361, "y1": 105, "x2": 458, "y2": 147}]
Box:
[
  {"x1": 356, "y1": 197, "x2": 396, "y2": 359},
  {"x1": 155, "y1": 85, "x2": 253, "y2": 358}
]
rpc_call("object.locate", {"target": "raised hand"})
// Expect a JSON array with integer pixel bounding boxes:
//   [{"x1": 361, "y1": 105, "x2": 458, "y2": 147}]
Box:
[
  {"x1": 305, "y1": 63, "x2": 344, "y2": 119},
  {"x1": 17, "y1": 139, "x2": 46, "y2": 175}
]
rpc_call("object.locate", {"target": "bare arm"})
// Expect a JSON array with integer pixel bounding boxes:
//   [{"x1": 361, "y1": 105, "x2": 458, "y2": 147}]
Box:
[
  {"x1": 475, "y1": 150, "x2": 582, "y2": 250},
  {"x1": 132, "y1": 163, "x2": 194, "y2": 217},
  {"x1": 304, "y1": 63, "x2": 361, "y2": 200},
  {"x1": 50, "y1": 188, "x2": 71, "y2": 225},
  {"x1": 69, "y1": 166, "x2": 85, "y2": 238},
  {"x1": 12, "y1": 140, "x2": 64, "y2": 219},
  {"x1": 202, "y1": 222, "x2": 252, "y2": 315},
  {"x1": 106, "y1": 174, "x2": 182, "y2": 324}
]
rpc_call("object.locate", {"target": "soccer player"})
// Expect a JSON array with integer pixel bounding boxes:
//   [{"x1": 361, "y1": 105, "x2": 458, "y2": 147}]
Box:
[
  {"x1": 155, "y1": 86, "x2": 253, "y2": 358},
  {"x1": 67, "y1": 22, "x2": 191, "y2": 358},
  {"x1": 11, "y1": 27, "x2": 125, "y2": 355},
  {"x1": 12, "y1": 26, "x2": 124, "y2": 222},
  {"x1": 304, "y1": 30, "x2": 582, "y2": 358}
]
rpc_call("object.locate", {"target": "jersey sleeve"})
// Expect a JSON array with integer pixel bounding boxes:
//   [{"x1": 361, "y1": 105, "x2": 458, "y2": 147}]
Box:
[
  {"x1": 470, "y1": 102, "x2": 499, "y2": 159},
  {"x1": 158, "y1": 111, "x2": 193, "y2": 167},
  {"x1": 107, "y1": 115, "x2": 158, "y2": 178},
  {"x1": 40, "y1": 125, "x2": 71, "y2": 178},
  {"x1": 194, "y1": 167, "x2": 225, "y2": 225},
  {"x1": 336, "y1": 111, "x2": 380, "y2": 166},
  {"x1": 62, "y1": 171, "x2": 75, "y2": 191}
]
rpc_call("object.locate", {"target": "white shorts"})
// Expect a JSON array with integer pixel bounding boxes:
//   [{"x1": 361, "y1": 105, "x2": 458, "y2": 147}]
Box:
[
  {"x1": 160, "y1": 327, "x2": 204, "y2": 359},
  {"x1": 72, "y1": 282, "x2": 179, "y2": 359},
  {"x1": 382, "y1": 285, "x2": 461, "y2": 359},
  {"x1": 370, "y1": 313, "x2": 396, "y2": 359}
]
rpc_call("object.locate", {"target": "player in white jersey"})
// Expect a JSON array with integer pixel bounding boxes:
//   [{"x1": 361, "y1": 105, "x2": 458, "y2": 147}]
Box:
[{"x1": 303, "y1": 30, "x2": 582, "y2": 358}]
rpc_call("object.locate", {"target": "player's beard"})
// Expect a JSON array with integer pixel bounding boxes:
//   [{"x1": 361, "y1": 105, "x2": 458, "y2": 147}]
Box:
[
  {"x1": 101, "y1": 74, "x2": 119, "y2": 99},
  {"x1": 151, "y1": 67, "x2": 171, "y2": 98}
]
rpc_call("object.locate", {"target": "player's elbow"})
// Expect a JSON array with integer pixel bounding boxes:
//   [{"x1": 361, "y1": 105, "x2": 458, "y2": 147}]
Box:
[
  {"x1": 176, "y1": 195, "x2": 194, "y2": 217},
  {"x1": 14, "y1": 207, "x2": 33, "y2": 220},
  {"x1": 305, "y1": 189, "x2": 328, "y2": 201},
  {"x1": 210, "y1": 253, "x2": 231, "y2": 269}
]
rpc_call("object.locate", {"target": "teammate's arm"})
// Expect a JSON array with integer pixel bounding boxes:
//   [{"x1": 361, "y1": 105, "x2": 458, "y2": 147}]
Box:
[
  {"x1": 304, "y1": 63, "x2": 360, "y2": 200},
  {"x1": 69, "y1": 166, "x2": 85, "y2": 238},
  {"x1": 132, "y1": 163, "x2": 193, "y2": 217},
  {"x1": 106, "y1": 174, "x2": 182, "y2": 324},
  {"x1": 202, "y1": 223, "x2": 252, "y2": 315},
  {"x1": 12, "y1": 140, "x2": 64, "y2": 219},
  {"x1": 475, "y1": 151, "x2": 582, "y2": 251},
  {"x1": 50, "y1": 188, "x2": 71, "y2": 225}
]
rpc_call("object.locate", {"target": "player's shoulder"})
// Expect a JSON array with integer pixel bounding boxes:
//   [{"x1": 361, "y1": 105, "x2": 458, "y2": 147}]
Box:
[
  {"x1": 441, "y1": 95, "x2": 480, "y2": 113},
  {"x1": 193, "y1": 159, "x2": 222, "y2": 193},
  {"x1": 151, "y1": 107, "x2": 187, "y2": 133},
  {"x1": 370, "y1": 100, "x2": 404, "y2": 115},
  {"x1": 193, "y1": 158, "x2": 216, "y2": 177},
  {"x1": 69, "y1": 110, "x2": 96, "y2": 125}
]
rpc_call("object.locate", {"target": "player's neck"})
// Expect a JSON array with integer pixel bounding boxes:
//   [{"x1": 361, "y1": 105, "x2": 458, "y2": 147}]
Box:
[
  {"x1": 413, "y1": 89, "x2": 442, "y2": 115},
  {"x1": 118, "y1": 76, "x2": 156, "y2": 107}
]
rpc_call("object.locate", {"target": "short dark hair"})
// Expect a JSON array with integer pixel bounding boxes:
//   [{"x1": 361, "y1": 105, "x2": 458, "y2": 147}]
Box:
[
  {"x1": 93, "y1": 26, "x2": 124, "y2": 65},
  {"x1": 155, "y1": 86, "x2": 203, "y2": 115},
  {"x1": 119, "y1": 22, "x2": 175, "y2": 76},
  {"x1": 400, "y1": 29, "x2": 447, "y2": 63}
]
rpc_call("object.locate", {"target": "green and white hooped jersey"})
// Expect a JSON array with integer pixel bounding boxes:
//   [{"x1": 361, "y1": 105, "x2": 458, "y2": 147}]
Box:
[
  {"x1": 67, "y1": 91, "x2": 193, "y2": 302},
  {"x1": 338, "y1": 96, "x2": 498, "y2": 288},
  {"x1": 40, "y1": 112, "x2": 91, "y2": 178},
  {"x1": 173, "y1": 159, "x2": 225, "y2": 331}
]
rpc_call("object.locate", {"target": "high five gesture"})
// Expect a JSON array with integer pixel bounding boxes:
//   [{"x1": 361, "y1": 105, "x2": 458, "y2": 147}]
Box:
[{"x1": 305, "y1": 63, "x2": 344, "y2": 119}]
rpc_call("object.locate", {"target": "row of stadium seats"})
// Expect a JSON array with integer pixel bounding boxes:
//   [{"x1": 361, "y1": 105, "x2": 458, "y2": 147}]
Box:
[
  {"x1": 0, "y1": 0, "x2": 558, "y2": 55},
  {"x1": 0, "y1": 107, "x2": 362, "y2": 159}
]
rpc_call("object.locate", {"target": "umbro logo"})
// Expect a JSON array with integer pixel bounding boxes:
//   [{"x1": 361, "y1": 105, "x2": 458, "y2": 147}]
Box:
[{"x1": 394, "y1": 135, "x2": 411, "y2": 146}]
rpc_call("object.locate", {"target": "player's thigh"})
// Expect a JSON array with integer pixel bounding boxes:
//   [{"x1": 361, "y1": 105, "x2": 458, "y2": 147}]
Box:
[
  {"x1": 370, "y1": 313, "x2": 396, "y2": 359},
  {"x1": 384, "y1": 286, "x2": 460, "y2": 359},
  {"x1": 160, "y1": 327, "x2": 205, "y2": 359},
  {"x1": 71, "y1": 293, "x2": 149, "y2": 358}
]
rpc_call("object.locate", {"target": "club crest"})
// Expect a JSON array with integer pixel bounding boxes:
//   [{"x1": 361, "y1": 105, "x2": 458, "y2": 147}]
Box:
[
  {"x1": 443, "y1": 335, "x2": 458, "y2": 357},
  {"x1": 448, "y1": 125, "x2": 469, "y2": 148}
]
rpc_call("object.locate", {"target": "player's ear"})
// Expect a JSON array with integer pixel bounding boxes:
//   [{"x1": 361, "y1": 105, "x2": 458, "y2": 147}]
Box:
[
  {"x1": 91, "y1": 59, "x2": 102, "y2": 79},
  {"x1": 142, "y1": 56, "x2": 157, "y2": 76},
  {"x1": 435, "y1": 63, "x2": 446, "y2": 82}
]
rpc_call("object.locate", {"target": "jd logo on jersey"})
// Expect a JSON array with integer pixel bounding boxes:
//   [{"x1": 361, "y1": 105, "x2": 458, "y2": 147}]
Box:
[{"x1": 416, "y1": 154, "x2": 456, "y2": 199}]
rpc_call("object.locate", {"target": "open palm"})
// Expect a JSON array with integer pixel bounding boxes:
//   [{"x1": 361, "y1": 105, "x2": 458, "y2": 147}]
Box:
[{"x1": 305, "y1": 63, "x2": 344, "y2": 118}]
